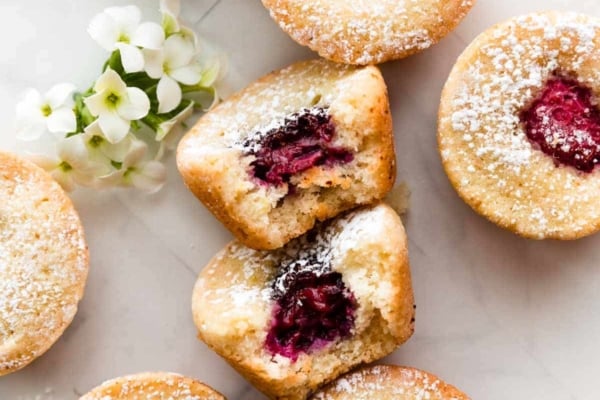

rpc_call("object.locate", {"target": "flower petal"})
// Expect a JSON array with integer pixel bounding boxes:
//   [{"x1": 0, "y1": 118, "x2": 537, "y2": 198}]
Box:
[
  {"x1": 51, "y1": 170, "x2": 76, "y2": 192},
  {"x1": 163, "y1": 34, "x2": 194, "y2": 68},
  {"x1": 45, "y1": 83, "x2": 77, "y2": 109},
  {"x1": 58, "y1": 135, "x2": 89, "y2": 167},
  {"x1": 93, "y1": 68, "x2": 127, "y2": 94},
  {"x1": 105, "y1": 6, "x2": 141, "y2": 33},
  {"x1": 84, "y1": 91, "x2": 108, "y2": 117},
  {"x1": 15, "y1": 89, "x2": 46, "y2": 140},
  {"x1": 98, "y1": 111, "x2": 130, "y2": 143},
  {"x1": 130, "y1": 161, "x2": 166, "y2": 192},
  {"x1": 143, "y1": 48, "x2": 164, "y2": 79},
  {"x1": 88, "y1": 11, "x2": 120, "y2": 51},
  {"x1": 198, "y1": 58, "x2": 220, "y2": 87},
  {"x1": 180, "y1": 26, "x2": 199, "y2": 48},
  {"x1": 83, "y1": 119, "x2": 103, "y2": 137},
  {"x1": 162, "y1": 11, "x2": 180, "y2": 36},
  {"x1": 15, "y1": 114, "x2": 47, "y2": 141},
  {"x1": 98, "y1": 170, "x2": 125, "y2": 188},
  {"x1": 157, "y1": 75, "x2": 182, "y2": 114},
  {"x1": 28, "y1": 153, "x2": 59, "y2": 171},
  {"x1": 83, "y1": 159, "x2": 113, "y2": 177},
  {"x1": 160, "y1": 0, "x2": 181, "y2": 17},
  {"x1": 102, "y1": 135, "x2": 133, "y2": 162},
  {"x1": 116, "y1": 43, "x2": 144, "y2": 73},
  {"x1": 118, "y1": 87, "x2": 150, "y2": 120},
  {"x1": 17, "y1": 88, "x2": 43, "y2": 111},
  {"x1": 123, "y1": 139, "x2": 148, "y2": 167},
  {"x1": 72, "y1": 171, "x2": 100, "y2": 188},
  {"x1": 131, "y1": 22, "x2": 165, "y2": 50},
  {"x1": 47, "y1": 107, "x2": 77, "y2": 134},
  {"x1": 170, "y1": 63, "x2": 203, "y2": 85}
]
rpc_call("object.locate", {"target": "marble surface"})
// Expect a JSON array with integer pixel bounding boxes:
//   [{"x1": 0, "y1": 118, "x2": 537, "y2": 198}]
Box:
[{"x1": 2, "y1": 0, "x2": 600, "y2": 399}]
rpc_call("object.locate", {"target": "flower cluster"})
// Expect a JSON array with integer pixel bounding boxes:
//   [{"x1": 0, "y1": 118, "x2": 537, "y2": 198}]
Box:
[{"x1": 15, "y1": 0, "x2": 222, "y2": 192}]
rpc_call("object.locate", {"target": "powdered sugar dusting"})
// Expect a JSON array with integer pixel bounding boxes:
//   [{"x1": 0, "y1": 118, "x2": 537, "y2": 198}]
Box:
[
  {"x1": 270, "y1": 219, "x2": 340, "y2": 298},
  {"x1": 200, "y1": 244, "x2": 274, "y2": 316},
  {"x1": 263, "y1": 0, "x2": 474, "y2": 64},
  {"x1": 312, "y1": 365, "x2": 466, "y2": 399},
  {"x1": 204, "y1": 205, "x2": 387, "y2": 315},
  {"x1": 439, "y1": 12, "x2": 600, "y2": 238},
  {"x1": 0, "y1": 154, "x2": 87, "y2": 374},
  {"x1": 228, "y1": 205, "x2": 386, "y2": 298},
  {"x1": 197, "y1": 205, "x2": 391, "y2": 341},
  {"x1": 183, "y1": 60, "x2": 356, "y2": 156}
]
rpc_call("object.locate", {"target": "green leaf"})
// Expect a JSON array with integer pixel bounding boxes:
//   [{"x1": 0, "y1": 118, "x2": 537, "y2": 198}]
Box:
[
  {"x1": 105, "y1": 50, "x2": 124, "y2": 74},
  {"x1": 131, "y1": 120, "x2": 141, "y2": 131}
]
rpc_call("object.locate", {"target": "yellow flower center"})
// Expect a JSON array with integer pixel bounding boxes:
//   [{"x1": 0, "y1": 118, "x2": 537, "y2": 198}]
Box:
[
  {"x1": 106, "y1": 92, "x2": 120, "y2": 108},
  {"x1": 41, "y1": 104, "x2": 52, "y2": 117}
]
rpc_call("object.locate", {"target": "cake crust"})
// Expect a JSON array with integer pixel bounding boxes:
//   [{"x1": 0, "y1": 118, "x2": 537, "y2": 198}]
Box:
[
  {"x1": 79, "y1": 372, "x2": 225, "y2": 399},
  {"x1": 438, "y1": 12, "x2": 600, "y2": 240},
  {"x1": 261, "y1": 0, "x2": 475, "y2": 65},
  {"x1": 191, "y1": 203, "x2": 414, "y2": 399},
  {"x1": 311, "y1": 365, "x2": 470, "y2": 400},
  {"x1": 177, "y1": 59, "x2": 395, "y2": 250},
  {"x1": 0, "y1": 151, "x2": 88, "y2": 376}
]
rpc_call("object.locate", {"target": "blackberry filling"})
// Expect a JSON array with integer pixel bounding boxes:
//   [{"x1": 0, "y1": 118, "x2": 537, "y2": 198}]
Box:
[
  {"x1": 244, "y1": 108, "x2": 353, "y2": 187},
  {"x1": 520, "y1": 75, "x2": 600, "y2": 172},
  {"x1": 265, "y1": 230, "x2": 357, "y2": 361}
]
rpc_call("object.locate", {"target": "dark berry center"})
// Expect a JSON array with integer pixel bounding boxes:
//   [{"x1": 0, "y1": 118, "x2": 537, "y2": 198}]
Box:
[
  {"x1": 520, "y1": 75, "x2": 600, "y2": 172},
  {"x1": 265, "y1": 271, "x2": 357, "y2": 361},
  {"x1": 245, "y1": 108, "x2": 353, "y2": 187}
]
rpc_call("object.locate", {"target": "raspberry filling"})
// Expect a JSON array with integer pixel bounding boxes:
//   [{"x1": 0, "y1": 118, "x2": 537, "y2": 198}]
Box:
[
  {"x1": 520, "y1": 76, "x2": 600, "y2": 172},
  {"x1": 265, "y1": 270, "x2": 357, "y2": 361},
  {"x1": 245, "y1": 108, "x2": 354, "y2": 186}
]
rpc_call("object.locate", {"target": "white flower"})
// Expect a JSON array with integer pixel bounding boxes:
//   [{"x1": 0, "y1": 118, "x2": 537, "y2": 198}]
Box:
[
  {"x1": 110, "y1": 140, "x2": 166, "y2": 192},
  {"x1": 31, "y1": 135, "x2": 110, "y2": 191},
  {"x1": 159, "y1": 0, "x2": 197, "y2": 45},
  {"x1": 16, "y1": 3, "x2": 223, "y2": 193},
  {"x1": 88, "y1": 5, "x2": 165, "y2": 73},
  {"x1": 84, "y1": 68, "x2": 150, "y2": 144},
  {"x1": 83, "y1": 120, "x2": 133, "y2": 162},
  {"x1": 199, "y1": 56, "x2": 223, "y2": 88},
  {"x1": 183, "y1": 55, "x2": 223, "y2": 110},
  {"x1": 144, "y1": 34, "x2": 203, "y2": 113},
  {"x1": 160, "y1": 0, "x2": 181, "y2": 36},
  {"x1": 15, "y1": 83, "x2": 77, "y2": 140}
]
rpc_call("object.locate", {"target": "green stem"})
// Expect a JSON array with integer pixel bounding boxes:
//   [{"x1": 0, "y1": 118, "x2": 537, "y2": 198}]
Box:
[
  {"x1": 71, "y1": 92, "x2": 96, "y2": 134},
  {"x1": 104, "y1": 50, "x2": 124, "y2": 74},
  {"x1": 141, "y1": 112, "x2": 162, "y2": 131}
]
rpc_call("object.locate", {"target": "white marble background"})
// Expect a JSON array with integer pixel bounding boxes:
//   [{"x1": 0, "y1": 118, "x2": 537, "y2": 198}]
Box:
[{"x1": 1, "y1": 0, "x2": 600, "y2": 399}]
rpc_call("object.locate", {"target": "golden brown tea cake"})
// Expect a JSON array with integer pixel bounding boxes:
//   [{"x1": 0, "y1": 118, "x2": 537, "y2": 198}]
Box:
[
  {"x1": 311, "y1": 365, "x2": 470, "y2": 400},
  {"x1": 192, "y1": 203, "x2": 414, "y2": 399},
  {"x1": 261, "y1": 0, "x2": 475, "y2": 65},
  {"x1": 177, "y1": 59, "x2": 395, "y2": 250},
  {"x1": 79, "y1": 372, "x2": 225, "y2": 400},
  {"x1": 439, "y1": 12, "x2": 600, "y2": 239},
  {"x1": 0, "y1": 151, "x2": 88, "y2": 376}
]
